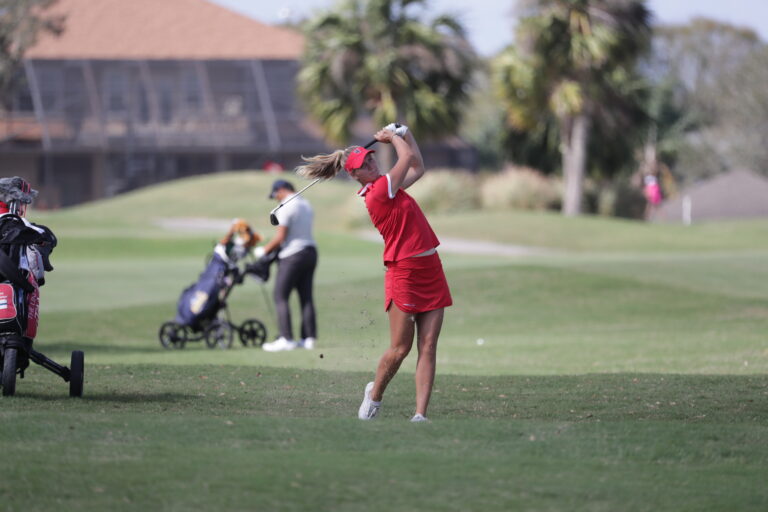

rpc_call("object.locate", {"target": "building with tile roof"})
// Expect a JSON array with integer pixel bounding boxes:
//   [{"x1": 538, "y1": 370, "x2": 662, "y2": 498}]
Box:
[
  {"x1": 0, "y1": 0, "x2": 324, "y2": 206},
  {"x1": 1, "y1": 0, "x2": 476, "y2": 207}
]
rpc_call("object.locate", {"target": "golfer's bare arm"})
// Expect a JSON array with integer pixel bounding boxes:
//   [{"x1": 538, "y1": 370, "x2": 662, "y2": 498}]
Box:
[
  {"x1": 262, "y1": 226, "x2": 287, "y2": 254},
  {"x1": 380, "y1": 133, "x2": 416, "y2": 194},
  {"x1": 399, "y1": 132, "x2": 425, "y2": 190}
]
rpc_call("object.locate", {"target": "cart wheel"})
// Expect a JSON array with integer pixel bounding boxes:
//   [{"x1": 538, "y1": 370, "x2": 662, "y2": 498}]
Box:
[
  {"x1": 159, "y1": 322, "x2": 186, "y2": 349},
  {"x1": 205, "y1": 321, "x2": 234, "y2": 349},
  {"x1": 2, "y1": 347, "x2": 17, "y2": 396},
  {"x1": 239, "y1": 319, "x2": 268, "y2": 347},
  {"x1": 69, "y1": 350, "x2": 84, "y2": 398}
]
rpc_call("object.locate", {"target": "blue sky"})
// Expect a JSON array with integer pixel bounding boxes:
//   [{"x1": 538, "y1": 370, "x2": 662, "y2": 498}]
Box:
[{"x1": 210, "y1": 0, "x2": 768, "y2": 56}]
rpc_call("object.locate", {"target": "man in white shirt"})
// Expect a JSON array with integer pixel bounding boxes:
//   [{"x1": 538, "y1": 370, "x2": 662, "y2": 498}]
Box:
[{"x1": 261, "y1": 180, "x2": 318, "y2": 351}]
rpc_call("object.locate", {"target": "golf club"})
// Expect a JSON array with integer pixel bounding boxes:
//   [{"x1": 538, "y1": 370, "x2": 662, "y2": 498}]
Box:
[
  {"x1": 269, "y1": 178, "x2": 322, "y2": 225},
  {"x1": 269, "y1": 136, "x2": 383, "y2": 226}
]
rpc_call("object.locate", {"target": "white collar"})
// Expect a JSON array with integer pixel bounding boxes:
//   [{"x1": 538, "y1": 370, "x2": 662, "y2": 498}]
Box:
[{"x1": 357, "y1": 183, "x2": 372, "y2": 197}]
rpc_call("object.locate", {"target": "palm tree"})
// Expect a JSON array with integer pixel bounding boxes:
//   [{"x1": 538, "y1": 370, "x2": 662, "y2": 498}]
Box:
[
  {"x1": 297, "y1": 0, "x2": 475, "y2": 145},
  {"x1": 494, "y1": 0, "x2": 651, "y2": 216}
]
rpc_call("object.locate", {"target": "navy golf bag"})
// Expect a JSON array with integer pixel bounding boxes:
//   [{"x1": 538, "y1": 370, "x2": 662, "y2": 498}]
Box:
[
  {"x1": 159, "y1": 218, "x2": 272, "y2": 350},
  {"x1": 175, "y1": 251, "x2": 233, "y2": 331}
]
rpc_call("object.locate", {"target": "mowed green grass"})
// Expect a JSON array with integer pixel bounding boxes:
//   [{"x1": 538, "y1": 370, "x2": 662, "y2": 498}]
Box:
[{"x1": 3, "y1": 172, "x2": 768, "y2": 511}]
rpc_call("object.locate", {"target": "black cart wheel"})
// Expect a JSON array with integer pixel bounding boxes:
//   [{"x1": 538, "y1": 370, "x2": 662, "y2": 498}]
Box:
[
  {"x1": 204, "y1": 321, "x2": 234, "y2": 349},
  {"x1": 2, "y1": 347, "x2": 17, "y2": 396},
  {"x1": 239, "y1": 319, "x2": 268, "y2": 347},
  {"x1": 159, "y1": 322, "x2": 186, "y2": 349},
  {"x1": 69, "y1": 350, "x2": 84, "y2": 397}
]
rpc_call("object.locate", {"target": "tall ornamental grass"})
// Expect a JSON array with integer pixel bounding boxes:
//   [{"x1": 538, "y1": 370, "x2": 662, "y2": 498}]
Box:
[{"x1": 480, "y1": 167, "x2": 562, "y2": 211}]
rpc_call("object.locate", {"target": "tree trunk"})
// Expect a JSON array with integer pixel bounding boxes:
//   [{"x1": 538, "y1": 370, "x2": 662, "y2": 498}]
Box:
[{"x1": 561, "y1": 113, "x2": 591, "y2": 217}]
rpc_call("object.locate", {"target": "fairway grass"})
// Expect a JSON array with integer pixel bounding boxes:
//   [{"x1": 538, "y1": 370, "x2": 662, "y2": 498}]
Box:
[
  {"x1": 2, "y1": 366, "x2": 767, "y2": 511},
  {"x1": 4, "y1": 173, "x2": 768, "y2": 511}
]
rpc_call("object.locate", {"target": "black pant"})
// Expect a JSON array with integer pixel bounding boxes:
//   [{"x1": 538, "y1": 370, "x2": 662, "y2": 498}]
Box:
[{"x1": 273, "y1": 246, "x2": 317, "y2": 340}]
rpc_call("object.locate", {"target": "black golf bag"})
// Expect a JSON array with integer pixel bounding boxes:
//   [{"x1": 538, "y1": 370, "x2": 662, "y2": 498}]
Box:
[
  {"x1": 0, "y1": 214, "x2": 56, "y2": 345},
  {"x1": 0, "y1": 212, "x2": 84, "y2": 397},
  {"x1": 0, "y1": 177, "x2": 83, "y2": 397}
]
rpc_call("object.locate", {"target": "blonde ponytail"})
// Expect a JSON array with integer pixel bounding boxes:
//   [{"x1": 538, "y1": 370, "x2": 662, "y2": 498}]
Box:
[{"x1": 295, "y1": 147, "x2": 357, "y2": 180}]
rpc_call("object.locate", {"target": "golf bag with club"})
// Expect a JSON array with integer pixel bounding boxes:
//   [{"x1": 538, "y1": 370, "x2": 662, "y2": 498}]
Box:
[
  {"x1": 0, "y1": 177, "x2": 84, "y2": 397},
  {"x1": 158, "y1": 219, "x2": 273, "y2": 350}
]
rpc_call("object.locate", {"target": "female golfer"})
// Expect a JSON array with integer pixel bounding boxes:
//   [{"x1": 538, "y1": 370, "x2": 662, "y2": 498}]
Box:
[{"x1": 298, "y1": 125, "x2": 451, "y2": 422}]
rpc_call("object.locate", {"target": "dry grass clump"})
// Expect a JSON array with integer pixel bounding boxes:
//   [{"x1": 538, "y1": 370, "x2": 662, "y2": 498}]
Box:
[
  {"x1": 339, "y1": 166, "x2": 565, "y2": 228},
  {"x1": 480, "y1": 166, "x2": 561, "y2": 211},
  {"x1": 341, "y1": 194, "x2": 372, "y2": 229},
  {"x1": 406, "y1": 169, "x2": 481, "y2": 214},
  {"x1": 340, "y1": 169, "x2": 480, "y2": 227}
]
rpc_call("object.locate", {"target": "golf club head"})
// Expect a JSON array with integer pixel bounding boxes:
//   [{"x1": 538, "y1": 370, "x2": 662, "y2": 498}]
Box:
[{"x1": 269, "y1": 213, "x2": 279, "y2": 226}]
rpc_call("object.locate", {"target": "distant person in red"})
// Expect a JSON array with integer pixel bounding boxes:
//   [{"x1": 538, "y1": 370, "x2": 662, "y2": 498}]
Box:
[
  {"x1": 298, "y1": 125, "x2": 451, "y2": 422},
  {"x1": 643, "y1": 172, "x2": 662, "y2": 219},
  {"x1": 263, "y1": 160, "x2": 285, "y2": 173}
]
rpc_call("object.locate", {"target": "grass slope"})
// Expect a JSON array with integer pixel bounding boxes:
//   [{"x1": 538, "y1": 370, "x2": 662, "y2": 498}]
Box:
[{"x1": 3, "y1": 173, "x2": 768, "y2": 511}]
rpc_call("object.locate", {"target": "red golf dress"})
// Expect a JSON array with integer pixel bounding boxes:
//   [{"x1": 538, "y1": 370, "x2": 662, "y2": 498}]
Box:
[{"x1": 358, "y1": 174, "x2": 452, "y2": 314}]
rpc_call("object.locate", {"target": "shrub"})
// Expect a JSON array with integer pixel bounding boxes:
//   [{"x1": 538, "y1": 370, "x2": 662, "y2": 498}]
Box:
[
  {"x1": 340, "y1": 169, "x2": 481, "y2": 227},
  {"x1": 480, "y1": 166, "x2": 561, "y2": 211},
  {"x1": 407, "y1": 169, "x2": 481, "y2": 214},
  {"x1": 595, "y1": 180, "x2": 646, "y2": 219},
  {"x1": 612, "y1": 182, "x2": 647, "y2": 219},
  {"x1": 341, "y1": 194, "x2": 371, "y2": 229}
]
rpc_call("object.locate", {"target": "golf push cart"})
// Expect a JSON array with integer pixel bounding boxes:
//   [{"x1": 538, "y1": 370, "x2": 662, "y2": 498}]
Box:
[
  {"x1": 158, "y1": 219, "x2": 274, "y2": 350},
  {"x1": 0, "y1": 177, "x2": 84, "y2": 397}
]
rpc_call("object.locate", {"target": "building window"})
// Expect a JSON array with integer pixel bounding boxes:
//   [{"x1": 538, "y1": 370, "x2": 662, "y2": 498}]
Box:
[
  {"x1": 13, "y1": 82, "x2": 34, "y2": 112},
  {"x1": 181, "y1": 67, "x2": 202, "y2": 113},
  {"x1": 156, "y1": 78, "x2": 175, "y2": 124},
  {"x1": 38, "y1": 67, "x2": 63, "y2": 112},
  {"x1": 103, "y1": 68, "x2": 128, "y2": 114},
  {"x1": 137, "y1": 84, "x2": 151, "y2": 123}
]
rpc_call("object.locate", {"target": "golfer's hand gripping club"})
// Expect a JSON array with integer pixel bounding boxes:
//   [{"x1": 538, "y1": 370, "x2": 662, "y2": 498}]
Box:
[{"x1": 385, "y1": 123, "x2": 408, "y2": 137}]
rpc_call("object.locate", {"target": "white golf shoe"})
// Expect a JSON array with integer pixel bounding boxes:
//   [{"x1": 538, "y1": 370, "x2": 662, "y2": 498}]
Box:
[
  {"x1": 357, "y1": 381, "x2": 381, "y2": 420},
  {"x1": 262, "y1": 337, "x2": 297, "y2": 352},
  {"x1": 410, "y1": 414, "x2": 428, "y2": 423},
  {"x1": 299, "y1": 337, "x2": 315, "y2": 350}
]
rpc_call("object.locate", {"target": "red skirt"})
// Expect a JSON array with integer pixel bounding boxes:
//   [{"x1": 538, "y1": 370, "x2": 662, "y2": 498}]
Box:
[{"x1": 384, "y1": 252, "x2": 452, "y2": 314}]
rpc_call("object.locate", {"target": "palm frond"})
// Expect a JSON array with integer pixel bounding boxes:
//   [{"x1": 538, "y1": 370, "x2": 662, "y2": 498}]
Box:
[{"x1": 297, "y1": 0, "x2": 475, "y2": 143}]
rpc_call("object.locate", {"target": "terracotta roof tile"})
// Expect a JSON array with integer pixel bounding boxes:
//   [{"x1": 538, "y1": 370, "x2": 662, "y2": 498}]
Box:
[{"x1": 27, "y1": 0, "x2": 305, "y2": 60}]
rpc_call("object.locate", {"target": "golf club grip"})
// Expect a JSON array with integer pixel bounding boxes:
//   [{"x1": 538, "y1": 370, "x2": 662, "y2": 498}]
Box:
[{"x1": 363, "y1": 123, "x2": 400, "y2": 149}]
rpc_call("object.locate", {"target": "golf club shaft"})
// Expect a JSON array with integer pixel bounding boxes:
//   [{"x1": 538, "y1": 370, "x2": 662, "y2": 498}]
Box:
[
  {"x1": 270, "y1": 137, "x2": 378, "y2": 214},
  {"x1": 270, "y1": 177, "x2": 321, "y2": 216},
  {"x1": 269, "y1": 129, "x2": 394, "y2": 224}
]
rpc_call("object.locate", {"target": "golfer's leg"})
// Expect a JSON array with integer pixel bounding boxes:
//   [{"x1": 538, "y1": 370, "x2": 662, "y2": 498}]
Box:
[
  {"x1": 414, "y1": 308, "x2": 444, "y2": 416},
  {"x1": 296, "y1": 248, "x2": 317, "y2": 339},
  {"x1": 273, "y1": 261, "x2": 295, "y2": 340},
  {"x1": 371, "y1": 305, "x2": 415, "y2": 401}
]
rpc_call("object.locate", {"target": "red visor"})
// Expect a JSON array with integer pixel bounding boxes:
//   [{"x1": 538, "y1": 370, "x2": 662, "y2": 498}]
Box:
[{"x1": 344, "y1": 146, "x2": 375, "y2": 172}]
